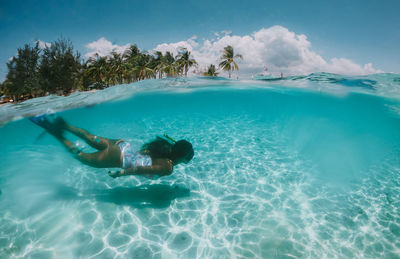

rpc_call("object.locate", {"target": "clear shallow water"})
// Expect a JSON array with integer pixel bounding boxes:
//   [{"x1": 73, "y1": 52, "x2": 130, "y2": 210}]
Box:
[{"x1": 0, "y1": 74, "x2": 400, "y2": 258}]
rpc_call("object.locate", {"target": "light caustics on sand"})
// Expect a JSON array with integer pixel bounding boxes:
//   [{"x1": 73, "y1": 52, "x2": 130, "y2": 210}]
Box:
[{"x1": 0, "y1": 74, "x2": 400, "y2": 258}]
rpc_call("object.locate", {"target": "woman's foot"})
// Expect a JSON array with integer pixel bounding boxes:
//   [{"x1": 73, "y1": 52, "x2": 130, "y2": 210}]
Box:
[{"x1": 30, "y1": 114, "x2": 64, "y2": 138}]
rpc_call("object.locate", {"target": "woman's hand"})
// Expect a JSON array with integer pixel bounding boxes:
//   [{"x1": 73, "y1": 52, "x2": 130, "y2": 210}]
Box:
[{"x1": 108, "y1": 170, "x2": 124, "y2": 178}]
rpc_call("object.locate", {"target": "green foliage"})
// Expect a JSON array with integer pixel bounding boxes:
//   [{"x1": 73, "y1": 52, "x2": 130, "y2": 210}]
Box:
[
  {"x1": 82, "y1": 44, "x2": 157, "y2": 87},
  {"x1": 0, "y1": 82, "x2": 4, "y2": 97},
  {"x1": 39, "y1": 38, "x2": 81, "y2": 94},
  {"x1": 219, "y1": 45, "x2": 243, "y2": 78},
  {"x1": 162, "y1": 51, "x2": 178, "y2": 77},
  {"x1": 1, "y1": 39, "x2": 201, "y2": 102},
  {"x1": 176, "y1": 48, "x2": 198, "y2": 77},
  {"x1": 203, "y1": 64, "x2": 219, "y2": 76},
  {"x1": 4, "y1": 42, "x2": 41, "y2": 100}
]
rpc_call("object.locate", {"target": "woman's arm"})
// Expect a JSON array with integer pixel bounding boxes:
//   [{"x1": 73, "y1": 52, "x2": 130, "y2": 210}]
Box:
[
  {"x1": 124, "y1": 164, "x2": 172, "y2": 177},
  {"x1": 108, "y1": 160, "x2": 173, "y2": 178}
]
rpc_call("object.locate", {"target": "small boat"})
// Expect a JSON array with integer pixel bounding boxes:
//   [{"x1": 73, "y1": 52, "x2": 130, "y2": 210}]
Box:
[
  {"x1": 253, "y1": 74, "x2": 283, "y2": 81},
  {"x1": 253, "y1": 67, "x2": 283, "y2": 81}
]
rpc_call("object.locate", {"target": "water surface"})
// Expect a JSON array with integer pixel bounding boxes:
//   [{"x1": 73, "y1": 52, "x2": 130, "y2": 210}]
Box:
[{"x1": 1, "y1": 74, "x2": 400, "y2": 258}]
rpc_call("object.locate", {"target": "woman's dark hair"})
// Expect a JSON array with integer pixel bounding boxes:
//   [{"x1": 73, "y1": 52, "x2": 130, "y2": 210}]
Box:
[
  {"x1": 171, "y1": 140, "x2": 194, "y2": 162},
  {"x1": 141, "y1": 137, "x2": 194, "y2": 163}
]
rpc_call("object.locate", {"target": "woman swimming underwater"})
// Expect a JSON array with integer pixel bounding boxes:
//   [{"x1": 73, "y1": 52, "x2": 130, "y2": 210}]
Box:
[{"x1": 30, "y1": 115, "x2": 194, "y2": 178}]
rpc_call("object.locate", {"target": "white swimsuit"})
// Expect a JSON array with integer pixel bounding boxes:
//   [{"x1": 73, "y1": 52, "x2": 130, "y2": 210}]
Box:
[{"x1": 118, "y1": 141, "x2": 152, "y2": 169}]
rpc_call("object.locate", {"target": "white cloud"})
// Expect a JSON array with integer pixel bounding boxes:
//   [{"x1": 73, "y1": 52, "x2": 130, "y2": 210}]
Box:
[
  {"x1": 37, "y1": 40, "x2": 51, "y2": 49},
  {"x1": 154, "y1": 35, "x2": 198, "y2": 56},
  {"x1": 153, "y1": 26, "x2": 382, "y2": 76},
  {"x1": 85, "y1": 37, "x2": 130, "y2": 58},
  {"x1": 214, "y1": 30, "x2": 232, "y2": 38},
  {"x1": 221, "y1": 30, "x2": 232, "y2": 36}
]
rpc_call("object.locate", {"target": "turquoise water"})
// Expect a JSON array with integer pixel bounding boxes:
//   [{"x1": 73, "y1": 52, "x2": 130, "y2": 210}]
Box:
[{"x1": 1, "y1": 74, "x2": 400, "y2": 258}]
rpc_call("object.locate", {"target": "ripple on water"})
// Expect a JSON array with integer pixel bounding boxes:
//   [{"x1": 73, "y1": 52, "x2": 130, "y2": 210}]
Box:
[
  {"x1": 127, "y1": 242, "x2": 156, "y2": 258},
  {"x1": 107, "y1": 231, "x2": 131, "y2": 248},
  {"x1": 1, "y1": 102, "x2": 400, "y2": 258},
  {"x1": 168, "y1": 232, "x2": 192, "y2": 251}
]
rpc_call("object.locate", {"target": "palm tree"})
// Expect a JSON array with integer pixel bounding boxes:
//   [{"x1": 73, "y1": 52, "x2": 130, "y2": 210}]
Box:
[
  {"x1": 152, "y1": 51, "x2": 164, "y2": 79},
  {"x1": 132, "y1": 65, "x2": 154, "y2": 80},
  {"x1": 121, "y1": 62, "x2": 134, "y2": 83},
  {"x1": 86, "y1": 54, "x2": 110, "y2": 86},
  {"x1": 109, "y1": 52, "x2": 123, "y2": 84},
  {"x1": 123, "y1": 45, "x2": 140, "y2": 65},
  {"x1": 203, "y1": 64, "x2": 219, "y2": 76},
  {"x1": 161, "y1": 51, "x2": 177, "y2": 77},
  {"x1": 218, "y1": 45, "x2": 242, "y2": 78},
  {"x1": 131, "y1": 53, "x2": 155, "y2": 80},
  {"x1": 176, "y1": 48, "x2": 198, "y2": 77}
]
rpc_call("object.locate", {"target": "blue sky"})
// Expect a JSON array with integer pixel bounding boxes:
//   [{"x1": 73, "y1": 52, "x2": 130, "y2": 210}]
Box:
[{"x1": 0, "y1": 0, "x2": 399, "y2": 79}]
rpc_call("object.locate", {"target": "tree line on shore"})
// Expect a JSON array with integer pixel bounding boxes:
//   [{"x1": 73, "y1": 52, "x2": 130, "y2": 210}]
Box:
[{"x1": 0, "y1": 38, "x2": 242, "y2": 102}]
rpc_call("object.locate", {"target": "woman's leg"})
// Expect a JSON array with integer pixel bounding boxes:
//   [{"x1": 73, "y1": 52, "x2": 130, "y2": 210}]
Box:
[
  {"x1": 56, "y1": 135, "x2": 122, "y2": 168},
  {"x1": 59, "y1": 118, "x2": 117, "y2": 150}
]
